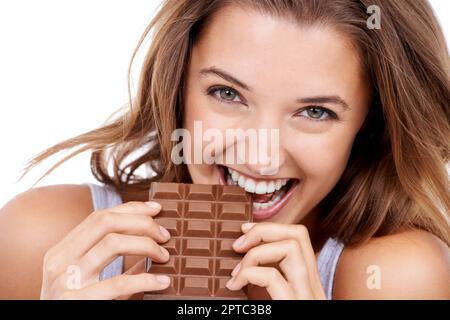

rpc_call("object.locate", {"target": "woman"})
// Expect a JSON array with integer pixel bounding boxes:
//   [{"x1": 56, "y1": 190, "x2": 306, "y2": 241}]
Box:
[{"x1": 0, "y1": 0, "x2": 449, "y2": 299}]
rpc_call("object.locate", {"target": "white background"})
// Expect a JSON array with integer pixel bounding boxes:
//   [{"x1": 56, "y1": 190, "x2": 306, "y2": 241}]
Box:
[{"x1": 0, "y1": 0, "x2": 449, "y2": 208}]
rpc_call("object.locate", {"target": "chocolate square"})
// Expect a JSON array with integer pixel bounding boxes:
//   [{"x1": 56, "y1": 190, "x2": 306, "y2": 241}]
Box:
[{"x1": 143, "y1": 182, "x2": 252, "y2": 299}]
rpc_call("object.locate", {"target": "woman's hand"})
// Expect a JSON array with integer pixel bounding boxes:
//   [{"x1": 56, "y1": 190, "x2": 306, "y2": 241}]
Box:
[
  {"x1": 226, "y1": 222, "x2": 326, "y2": 300},
  {"x1": 40, "y1": 201, "x2": 171, "y2": 300}
]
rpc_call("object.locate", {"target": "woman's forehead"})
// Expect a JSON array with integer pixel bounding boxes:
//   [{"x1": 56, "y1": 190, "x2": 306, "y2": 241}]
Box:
[{"x1": 191, "y1": 5, "x2": 367, "y2": 107}]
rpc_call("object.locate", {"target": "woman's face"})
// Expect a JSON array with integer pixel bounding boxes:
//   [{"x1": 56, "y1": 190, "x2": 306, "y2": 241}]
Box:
[{"x1": 182, "y1": 5, "x2": 371, "y2": 225}]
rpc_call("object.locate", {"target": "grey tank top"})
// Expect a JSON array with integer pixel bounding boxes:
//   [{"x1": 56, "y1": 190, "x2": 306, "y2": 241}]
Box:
[{"x1": 84, "y1": 182, "x2": 345, "y2": 300}]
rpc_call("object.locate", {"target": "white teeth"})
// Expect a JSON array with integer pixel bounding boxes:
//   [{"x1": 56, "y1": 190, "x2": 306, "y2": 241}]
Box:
[
  {"x1": 254, "y1": 181, "x2": 267, "y2": 194},
  {"x1": 252, "y1": 188, "x2": 286, "y2": 210},
  {"x1": 267, "y1": 181, "x2": 275, "y2": 193},
  {"x1": 226, "y1": 167, "x2": 291, "y2": 194},
  {"x1": 224, "y1": 167, "x2": 292, "y2": 211},
  {"x1": 275, "y1": 179, "x2": 282, "y2": 190},
  {"x1": 227, "y1": 168, "x2": 289, "y2": 194},
  {"x1": 244, "y1": 178, "x2": 256, "y2": 193},
  {"x1": 237, "y1": 175, "x2": 245, "y2": 188}
]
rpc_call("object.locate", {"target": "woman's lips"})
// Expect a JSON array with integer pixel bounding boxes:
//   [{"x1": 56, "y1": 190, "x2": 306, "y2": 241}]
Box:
[
  {"x1": 216, "y1": 165, "x2": 299, "y2": 221},
  {"x1": 251, "y1": 180, "x2": 299, "y2": 221}
]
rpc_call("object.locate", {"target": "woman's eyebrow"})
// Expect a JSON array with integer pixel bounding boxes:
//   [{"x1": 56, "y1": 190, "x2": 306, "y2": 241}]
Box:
[
  {"x1": 199, "y1": 66, "x2": 253, "y2": 91},
  {"x1": 298, "y1": 96, "x2": 350, "y2": 111},
  {"x1": 199, "y1": 66, "x2": 350, "y2": 111}
]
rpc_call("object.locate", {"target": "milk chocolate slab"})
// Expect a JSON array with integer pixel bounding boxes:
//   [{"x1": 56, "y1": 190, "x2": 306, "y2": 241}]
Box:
[{"x1": 143, "y1": 182, "x2": 252, "y2": 299}]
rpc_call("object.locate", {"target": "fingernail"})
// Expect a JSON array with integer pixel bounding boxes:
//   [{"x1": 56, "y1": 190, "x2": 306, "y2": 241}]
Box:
[
  {"x1": 160, "y1": 246, "x2": 169, "y2": 257},
  {"x1": 226, "y1": 277, "x2": 235, "y2": 289},
  {"x1": 231, "y1": 262, "x2": 241, "y2": 277},
  {"x1": 156, "y1": 275, "x2": 170, "y2": 285},
  {"x1": 233, "y1": 235, "x2": 246, "y2": 248},
  {"x1": 145, "y1": 201, "x2": 161, "y2": 209},
  {"x1": 241, "y1": 222, "x2": 256, "y2": 233},
  {"x1": 159, "y1": 225, "x2": 171, "y2": 239}
]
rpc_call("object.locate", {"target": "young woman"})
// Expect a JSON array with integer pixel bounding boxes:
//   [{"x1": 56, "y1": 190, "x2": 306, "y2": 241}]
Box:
[{"x1": 0, "y1": 0, "x2": 449, "y2": 300}]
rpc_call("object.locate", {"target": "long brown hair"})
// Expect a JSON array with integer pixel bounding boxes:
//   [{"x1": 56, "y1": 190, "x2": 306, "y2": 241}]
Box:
[{"x1": 19, "y1": 0, "x2": 450, "y2": 246}]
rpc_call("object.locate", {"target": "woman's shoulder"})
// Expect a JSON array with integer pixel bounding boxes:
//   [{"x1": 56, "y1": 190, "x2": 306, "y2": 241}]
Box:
[
  {"x1": 1, "y1": 184, "x2": 95, "y2": 232},
  {"x1": 333, "y1": 229, "x2": 450, "y2": 299},
  {"x1": 0, "y1": 184, "x2": 94, "y2": 299}
]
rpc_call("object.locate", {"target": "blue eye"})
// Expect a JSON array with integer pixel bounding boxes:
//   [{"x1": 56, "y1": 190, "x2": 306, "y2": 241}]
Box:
[
  {"x1": 295, "y1": 106, "x2": 336, "y2": 121},
  {"x1": 207, "y1": 86, "x2": 243, "y2": 104}
]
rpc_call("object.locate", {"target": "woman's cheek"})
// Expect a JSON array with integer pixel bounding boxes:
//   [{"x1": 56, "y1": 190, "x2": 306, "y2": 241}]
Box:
[{"x1": 292, "y1": 132, "x2": 354, "y2": 187}]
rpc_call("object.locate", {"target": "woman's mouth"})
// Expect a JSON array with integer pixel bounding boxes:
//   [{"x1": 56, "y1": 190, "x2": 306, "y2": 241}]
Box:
[{"x1": 216, "y1": 165, "x2": 299, "y2": 221}]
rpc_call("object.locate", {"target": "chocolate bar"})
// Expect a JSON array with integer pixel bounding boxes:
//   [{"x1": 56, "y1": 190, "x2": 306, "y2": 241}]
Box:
[{"x1": 143, "y1": 182, "x2": 252, "y2": 299}]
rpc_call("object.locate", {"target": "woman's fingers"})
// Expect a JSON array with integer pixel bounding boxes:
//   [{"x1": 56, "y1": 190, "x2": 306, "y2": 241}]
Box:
[
  {"x1": 235, "y1": 222, "x2": 310, "y2": 256},
  {"x1": 115, "y1": 258, "x2": 148, "y2": 300},
  {"x1": 76, "y1": 233, "x2": 170, "y2": 280},
  {"x1": 60, "y1": 273, "x2": 171, "y2": 300},
  {"x1": 44, "y1": 201, "x2": 166, "y2": 282},
  {"x1": 231, "y1": 240, "x2": 314, "y2": 299},
  {"x1": 234, "y1": 222, "x2": 324, "y2": 295},
  {"x1": 234, "y1": 222, "x2": 325, "y2": 299},
  {"x1": 80, "y1": 258, "x2": 150, "y2": 300},
  {"x1": 226, "y1": 266, "x2": 295, "y2": 300},
  {"x1": 72, "y1": 201, "x2": 165, "y2": 255}
]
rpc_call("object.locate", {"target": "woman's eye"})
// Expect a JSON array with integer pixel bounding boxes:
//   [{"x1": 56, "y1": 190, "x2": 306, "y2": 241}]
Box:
[
  {"x1": 295, "y1": 106, "x2": 336, "y2": 121},
  {"x1": 208, "y1": 86, "x2": 243, "y2": 104}
]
